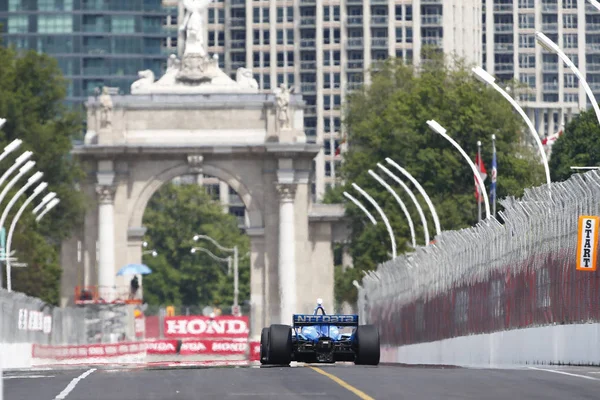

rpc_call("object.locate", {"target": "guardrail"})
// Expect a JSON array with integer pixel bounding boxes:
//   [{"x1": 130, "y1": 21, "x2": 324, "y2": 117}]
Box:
[{"x1": 361, "y1": 170, "x2": 600, "y2": 347}]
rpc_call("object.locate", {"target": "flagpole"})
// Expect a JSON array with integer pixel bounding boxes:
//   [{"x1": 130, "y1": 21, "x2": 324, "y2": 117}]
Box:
[
  {"x1": 492, "y1": 134, "x2": 497, "y2": 218},
  {"x1": 477, "y1": 140, "x2": 482, "y2": 223}
]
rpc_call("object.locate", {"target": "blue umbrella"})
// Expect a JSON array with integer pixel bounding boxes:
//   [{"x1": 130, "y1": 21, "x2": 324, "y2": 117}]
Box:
[{"x1": 116, "y1": 263, "x2": 152, "y2": 276}]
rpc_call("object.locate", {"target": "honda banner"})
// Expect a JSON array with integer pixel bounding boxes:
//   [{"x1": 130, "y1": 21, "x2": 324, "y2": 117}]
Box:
[
  {"x1": 164, "y1": 316, "x2": 249, "y2": 339},
  {"x1": 145, "y1": 340, "x2": 179, "y2": 355},
  {"x1": 179, "y1": 340, "x2": 248, "y2": 355}
]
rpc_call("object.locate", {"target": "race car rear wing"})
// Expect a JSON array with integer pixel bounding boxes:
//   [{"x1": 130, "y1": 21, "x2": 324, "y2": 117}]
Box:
[{"x1": 292, "y1": 314, "x2": 359, "y2": 327}]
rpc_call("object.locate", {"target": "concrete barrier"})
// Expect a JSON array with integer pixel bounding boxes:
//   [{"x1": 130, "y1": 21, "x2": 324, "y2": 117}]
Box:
[
  {"x1": 382, "y1": 322, "x2": 600, "y2": 367},
  {"x1": 0, "y1": 343, "x2": 32, "y2": 369}
]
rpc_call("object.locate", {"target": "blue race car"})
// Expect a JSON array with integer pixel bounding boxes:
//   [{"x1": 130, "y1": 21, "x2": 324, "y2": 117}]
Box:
[{"x1": 260, "y1": 299, "x2": 380, "y2": 366}]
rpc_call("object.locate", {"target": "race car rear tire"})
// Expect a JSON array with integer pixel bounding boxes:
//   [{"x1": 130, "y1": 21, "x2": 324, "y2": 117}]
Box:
[
  {"x1": 354, "y1": 325, "x2": 380, "y2": 366},
  {"x1": 267, "y1": 324, "x2": 292, "y2": 365},
  {"x1": 260, "y1": 327, "x2": 270, "y2": 364}
]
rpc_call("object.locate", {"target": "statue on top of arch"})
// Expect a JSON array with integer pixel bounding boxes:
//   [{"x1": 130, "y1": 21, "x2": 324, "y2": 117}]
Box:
[{"x1": 129, "y1": 0, "x2": 259, "y2": 94}]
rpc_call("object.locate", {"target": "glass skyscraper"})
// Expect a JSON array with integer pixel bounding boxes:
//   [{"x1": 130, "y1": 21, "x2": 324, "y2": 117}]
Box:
[{"x1": 0, "y1": 0, "x2": 170, "y2": 107}]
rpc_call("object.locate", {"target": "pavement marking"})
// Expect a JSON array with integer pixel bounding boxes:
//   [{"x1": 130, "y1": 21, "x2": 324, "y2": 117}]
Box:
[
  {"x1": 3, "y1": 375, "x2": 55, "y2": 379},
  {"x1": 308, "y1": 366, "x2": 375, "y2": 400},
  {"x1": 230, "y1": 393, "x2": 328, "y2": 397},
  {"x1": 53, "y1": 368, "x2": 96, "y2": 400},
  {"x1": 528, "y1": 367, "x2": 600, "y2": 381}
]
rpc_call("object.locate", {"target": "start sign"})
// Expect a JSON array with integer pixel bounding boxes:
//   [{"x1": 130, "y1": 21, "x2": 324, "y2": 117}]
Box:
[{"x1": 577, "y1": 216, "x2": 600, "y2": 271}]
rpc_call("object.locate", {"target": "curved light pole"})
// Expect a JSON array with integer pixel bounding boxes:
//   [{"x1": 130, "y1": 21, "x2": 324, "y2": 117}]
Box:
[
  {"x1": 427, "y1": 120, "x2": 491, "y2": 219},
  {"x1": 191, "y1": 246, "x2": 232, "y2": 274},
  {"x1": 33, "y1": 192, "x2": 56, "y2": 216},
  {"x1": 0, "y1": 139, "x2": 23, "y2": 164},
  {"x1": 535, "y1": 31, "x2": 600, "y2": 126},
  {"x1": 0, "y1": 151, "x2": 33, "y2": 194},
  {"x1": 472, "y1": 66, "x2": 551, "y2": 188},
  {"x1": 192, "y1": 234, "x2": 238, "y2": 308},
  {"x1": 0, "y1": 160, "x2": 36, "y2": 210},
  {"x1": 376, "y1": 163, "x2": 430, "y2": 245},
  {"x1": 343, "y1": 192, "x2": 377, "y2": 225},
  {"x1": 36, "y1": 198, "x2": 60, "y2": 222},
  {"x1": 384, "y1": 158, "x2": 442, "y2": 238},
  {"x1": 368, "y1": 170, "x2": 417, "y2": 248},
  {"x1": 351, "y1": 183, "x2": 397, "y2": 259},
  {"x1": 5, "y1": 182, "x2": 47, "y2": 292},
  {"x1": 0, "y1": 171, "x2": 43, "y2": 234}
]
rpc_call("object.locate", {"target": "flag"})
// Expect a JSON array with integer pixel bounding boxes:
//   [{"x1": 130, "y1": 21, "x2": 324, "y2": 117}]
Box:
[
  {"x1": 474, "y1": 152, "x2": 487, "y2": 203},
  {"x1": 334, "y1": 137, "x2": 347, "y2": 156},
  {"x1": 490, "y1": 145, "x2": 497, "y2": 203}
]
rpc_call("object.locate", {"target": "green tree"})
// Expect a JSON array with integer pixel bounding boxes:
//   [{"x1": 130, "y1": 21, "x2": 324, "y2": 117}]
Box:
[
  {"x1": 0, "y1": 46, "x2": 86, "y2": 303},
  {"x1": 142, "y1": 182, "x2": 250, "y2": 309},
  {"x1": 329, "y1": 55, "x2": 545, "y2": 305},
  {"x1": 549, "y1": 108, "x2": 600, "y2": 182}
]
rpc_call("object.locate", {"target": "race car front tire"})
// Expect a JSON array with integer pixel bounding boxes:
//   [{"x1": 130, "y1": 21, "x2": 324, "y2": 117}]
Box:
[
  {"x1": 267, "y1": 324, "x2": 292, "y2": 365},
  {"x1": 260, "y1": 327, "x2": 270, "y2": 364},
  {"x1": 354, "y1": 325, "x2": 380, "y2": 366}
]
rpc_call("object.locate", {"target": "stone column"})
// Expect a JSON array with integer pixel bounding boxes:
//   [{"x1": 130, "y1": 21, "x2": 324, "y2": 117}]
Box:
[
  {"x1": 276, "y1": 183, "x2": 297, "y2": 325},
  {"x1": 248, "y1": 228, "x2": 265, "y2": 338},
  {"x1": 96, "y1": 184, "x2": 116, "y2": 301}
]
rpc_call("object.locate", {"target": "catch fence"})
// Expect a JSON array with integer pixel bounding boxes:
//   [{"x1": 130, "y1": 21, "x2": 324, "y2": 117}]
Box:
[
  {"x1": 360, "y1": 170, "x2": 600, "y2": 346},
  {"x1": 0, "y1": 289, "x2": 87, "y2": 345}
]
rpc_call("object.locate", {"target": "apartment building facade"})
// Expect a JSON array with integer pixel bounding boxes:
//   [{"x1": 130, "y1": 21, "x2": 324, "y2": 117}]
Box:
[{"x1": 0, "y1": 0, "x2": 169, "y2": 107}]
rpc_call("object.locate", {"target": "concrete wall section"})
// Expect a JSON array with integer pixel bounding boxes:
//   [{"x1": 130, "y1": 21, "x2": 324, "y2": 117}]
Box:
[{"x1": 382, "y1": 323, "x2": 600, "y2": 367}]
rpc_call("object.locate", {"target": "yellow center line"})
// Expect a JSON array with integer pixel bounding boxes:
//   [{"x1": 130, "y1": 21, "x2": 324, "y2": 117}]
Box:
[{"x1": 308, "y1": 366, "x2": 376, "y2": 400}]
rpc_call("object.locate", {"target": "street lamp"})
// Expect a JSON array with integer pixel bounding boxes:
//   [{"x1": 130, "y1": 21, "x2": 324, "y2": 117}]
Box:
[
  {"x1": 342, "y1": 192, "x2": 377, "y2": 225},
  {"x1": 351, "y1": 183, "x2": 397, "y2": 259},
  {"x1": 143, "y1": 249, "x2": 158, "y2": 257},
  {"x1": 5, "y1": 182, "x2": 48, "y2": 292},
  {"x1": 0, "y1": 139, "x2": 23, "y2": 164},
  {"x1": 35, "y1": 198, "x2": 60, "y2": 222},
  {"x1": 0, "y1": 160, "x2": 35, "y2": 211},
  {"x1": 32, "y1": 192, "x2": 56, "y2": 215},
  {"x1": 191, "y1": 246, "x2": 232, "y2": 275},
  {"x1": 472, "y1": 66, "x2": 551, "y2": 188},
  {"x1": 0, "y1": 171, "x2": 43, "y2": 233},
  {"x1": 0, "y1": 152, "x2": 33, "y2": 196},
  {"x1": 368, "y1": 170, "x2": 417, "y2": 248},
  {"x1": 376, "y1": 163, "x2": 431, "y2": 245},
  {"x1": 192, "y1": 234, "x2": 239, "y2": 308},
  {"x1": 535, "y1": 31, "x2": 600, "y2": 126},
  {"x1": 385, "y1": 158, "x2": 442, "y2": 238},
  {"x1": 426, "y1": 120, "x2": 491, "y2": 220}
]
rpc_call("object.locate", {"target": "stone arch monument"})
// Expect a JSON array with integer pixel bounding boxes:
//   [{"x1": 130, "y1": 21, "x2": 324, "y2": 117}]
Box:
[{"x1": 60, "y1": 0, "x2": 347, "y2": 337}]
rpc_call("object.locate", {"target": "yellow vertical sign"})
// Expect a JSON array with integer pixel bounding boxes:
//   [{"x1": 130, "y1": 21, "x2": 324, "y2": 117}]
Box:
[{"x1": 576, "y1": 216, "x2": 600, "y2": 271}]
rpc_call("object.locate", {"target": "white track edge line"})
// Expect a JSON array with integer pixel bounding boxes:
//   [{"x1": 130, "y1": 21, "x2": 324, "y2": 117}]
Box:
[
  {"x1": 528, "y1": 367, "x2": 600, "y2": 381},
  {"x1": 53, "y1": 368, "x2": 96, "y2": 400}
]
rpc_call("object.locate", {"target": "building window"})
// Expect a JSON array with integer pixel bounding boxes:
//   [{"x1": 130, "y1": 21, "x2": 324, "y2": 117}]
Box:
[
  {"x1": 518, "y1": 13, "x2": 534, "y2": 29},
  {"x1": 518, "y1": 34, "x2": 535, "y2": 48},
  {"x1": 564, "y1": 73, "x2": 577, "y2": 88},
  {"x1": 38, "y1": 15, "x2": 73, "y2": 33},
  {"x1": 519, "y1": 54, "x2": 535, "y2": 68},
  {"x1": 564, "y1": 93, "x2": 578, "y2": 102},
  {"x1": 563, "y1": 34, "x2": 577, "y2": 48},
  {"x1": 563, "y1": 14, "x2": 577, "y2": 29},
  {"x1": 7, "y1": 15, "x2": 28, "y2": 34},
  {"x1": 112, "y1": 16, "x2": 135, "y2": 33},
  {"x1": 519, "y1": 74, "x2": 535, "y2": 87}
]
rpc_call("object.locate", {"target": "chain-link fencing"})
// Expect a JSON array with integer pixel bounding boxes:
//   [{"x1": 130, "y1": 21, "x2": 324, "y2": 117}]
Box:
[
  {"x1": 360, "y1": 170, "x2": 600, "y2": 346},
  {"x1": 0, "y1": 289, "x2": 87, "y2": 345}
]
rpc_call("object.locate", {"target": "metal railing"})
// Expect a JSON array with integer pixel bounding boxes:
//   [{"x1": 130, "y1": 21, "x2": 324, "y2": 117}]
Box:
[{"x1": 360, "y1": 170, "x2": 600, "y2": 346}]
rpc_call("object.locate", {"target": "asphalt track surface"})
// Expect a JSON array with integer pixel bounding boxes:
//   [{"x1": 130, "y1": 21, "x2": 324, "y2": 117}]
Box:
[{"x1": 5, "y1": 363, "x2": 600, "y2": 400}]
